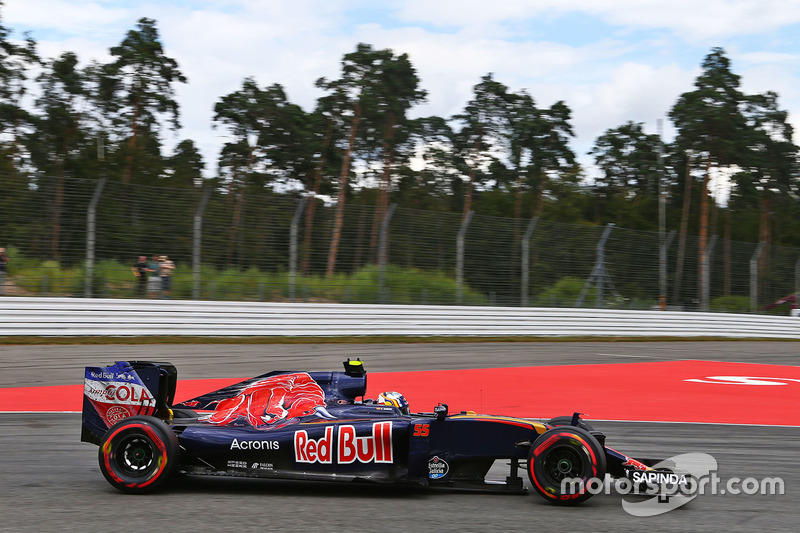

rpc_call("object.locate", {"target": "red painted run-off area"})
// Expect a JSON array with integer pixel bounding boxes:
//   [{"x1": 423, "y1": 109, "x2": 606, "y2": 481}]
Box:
[{"x1": 2, "y1": 360, "x2": 799, "y2": 426}]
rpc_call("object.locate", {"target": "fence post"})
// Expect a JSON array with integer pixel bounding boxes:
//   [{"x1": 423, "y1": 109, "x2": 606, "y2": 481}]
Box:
[
  {"x1": 657, "y1": 118, "x2": 667, "y2": 310},
  {"x1": 659, "y1": 230, "x2": 676, "y2": 310},
  {"x1": 750, "y1": 241, "x2": 766, "y2": 313},
  {"x1": 520, "y1": 216, "x2": 539, "y2": 307},
  {"x1": 378, "y1": 203, "x2": 397, "y2": 303},
  {"x1": 456, "y1": 210, "x2": 474, "y2": 304},
  {"x1": 193, "y1": 187, "x2": 211, "y2": 300},
  {"x1": 576, "y1": 224, "x2": 614, "y2": 308},
  {"x1": 289, "y1": 197, "x2": 308, "y2": 301},
  {"x1": 701, "y1": 235, "x2": 718, "y2": 311},
  {"x1": 84, "y1": 178, "x2": 105, "y2": 298},
  {"x1": 596, "y1": 224, "x2": 612, "y2": 307}
]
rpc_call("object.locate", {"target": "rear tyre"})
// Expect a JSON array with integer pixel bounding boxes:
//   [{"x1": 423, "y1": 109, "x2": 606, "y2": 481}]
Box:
[
  {"x1": 546, "y1": 415, "x2": 595, "y2": 432},
  {"x1": 528, "y1": 426, "x2": 606, "y2": 505},
  {"x1": 98, "y1": 415, "x2": 179, "y2": 494}
]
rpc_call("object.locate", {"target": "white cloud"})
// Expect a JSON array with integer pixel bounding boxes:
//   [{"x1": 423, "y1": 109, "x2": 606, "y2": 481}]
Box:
[
  {"x1": 3, "y1": 0, "x2": 133, "y2": 37},
  {"x1": 394, "y1": 0, "x2": 800, "y2": 41},
  {"x1": 3, "y1": 0, "x2": 799, "y2": 175},
  {"x1": 351, "y1": 23, "x2": 633, "y2": 119},
  {"x1": 573, "y1": 62, "x2": 693, "y2": 139},
  {"x1": 738, "y1": 63, "x2": 800, "y2": 144}
]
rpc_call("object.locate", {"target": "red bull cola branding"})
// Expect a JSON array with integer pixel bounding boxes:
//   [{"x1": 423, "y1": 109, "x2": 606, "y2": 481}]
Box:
[{"x1": 84, "y1": 372, "x2": 156, "y2": 427}]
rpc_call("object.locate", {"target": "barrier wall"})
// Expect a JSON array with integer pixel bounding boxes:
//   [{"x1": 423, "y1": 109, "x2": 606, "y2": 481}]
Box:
[{"x1": 0, "y1": 297, "x2": 798, "y2": 338}]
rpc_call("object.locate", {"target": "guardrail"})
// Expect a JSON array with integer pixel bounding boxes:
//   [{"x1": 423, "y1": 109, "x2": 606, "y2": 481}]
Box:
[{"x1": 0, "y1": 297, "x2": 798, "y2": 338}]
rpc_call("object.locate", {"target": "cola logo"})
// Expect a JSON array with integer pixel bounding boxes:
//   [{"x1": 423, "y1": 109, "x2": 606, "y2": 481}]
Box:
[{"x1": 106, "y1": 405, "x2": 130, "y2": 424}]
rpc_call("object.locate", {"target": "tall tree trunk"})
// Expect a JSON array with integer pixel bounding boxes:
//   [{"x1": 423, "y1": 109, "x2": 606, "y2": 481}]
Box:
[
  {"x1": 301, "y1": 125, "x2": 332, "y2": 276},
  {"x1": 514, "y1": 172, "x2": 524, "y2": 221},
  {"x1": 300, "y1": 188, "x2": 318, "y2": 277},
  {"x1": 51, "y1": 164, "x2": 65, "y2": 260},
  {"x1": 724, "y1": 208, "x2": 731, "y2": 296},
  {"x1": 326, "y1": 105, "x2": 361, "y2": 277},
  {"x1": 370, "y1": 113, "x2": 395, "y2": 263},
  {"x1": 122, "y1": 130, "x2": 137, "y2": 184},
  {"x1": 463, "y1": 167, "x2": 475, "y2": 220},
  {"x1": 698, "y1": 157, "x2": 711, "y2": 306},
  {"x1": 673, "y1": 156, "x2": 693, "y2": 304},
  {"x1": 533, "y1": 171, "x2": 547, "y2": 217},
  {"x1": 758, "y1": 193, "x2": 771, "y2": 302},
  {"x1": 369, "y1": 113, "x2": 395, "y2": 263},
  {"x1": 353, "y1": 196, "x2": 368, "y2": 270},
  {"x1": 11, "y1": 108, "x2": 20, "y2": 174},
  {"x1": 528, "y1": 169, "x2": 546, "y2": 269},
  {"x1": 122, "y1": 94, "x2": 142, "y2": 184},
  {"x1": 511, "y1": 159, "x2": 525, "y2": 292},
  {"x1": 462, "y1": 137, "x2": 481, "y2": 221},
  {"x1": 709, "y1": 169, "x2": 719, "y2": 238},
  {"x1": 226, "y1": 148, "x2": 254, "y2": 266},
  {"x1": 51, "y1": 130, "x2": 71, "y2": 261}
]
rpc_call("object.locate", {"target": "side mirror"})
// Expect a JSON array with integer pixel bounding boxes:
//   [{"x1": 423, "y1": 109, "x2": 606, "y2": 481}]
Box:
[{"x1": 434, "y1": 403, "x2": 448, "y2": 421}]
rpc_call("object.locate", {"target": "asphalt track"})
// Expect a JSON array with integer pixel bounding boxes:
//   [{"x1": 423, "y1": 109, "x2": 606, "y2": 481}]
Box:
[{"x1": 1, "y1": 341, "x2": 799, "y2": 532}]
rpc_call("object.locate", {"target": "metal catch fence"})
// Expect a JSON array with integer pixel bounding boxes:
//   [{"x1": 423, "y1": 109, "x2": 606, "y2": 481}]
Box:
[{"x1": 0, "y1": 173, "x2": 797, "y2": 314}]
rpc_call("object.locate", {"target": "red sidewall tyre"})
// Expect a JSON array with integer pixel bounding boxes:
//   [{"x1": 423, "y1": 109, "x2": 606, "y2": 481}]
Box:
[
  {"x1": 98, "y1": 415, "x2": 179, "y2": 494},
  {"x1": 528, "y1": 426, "x2": 606, "y2": 505}
]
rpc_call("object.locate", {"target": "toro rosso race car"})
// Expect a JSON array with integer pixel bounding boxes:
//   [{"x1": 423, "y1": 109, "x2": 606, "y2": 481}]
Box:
[{"x1": 81, "y1": 359, "x2": 682, "y2": 504}]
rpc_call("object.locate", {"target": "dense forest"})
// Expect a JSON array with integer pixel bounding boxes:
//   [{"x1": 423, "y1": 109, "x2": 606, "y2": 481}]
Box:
[{"x1": 0, "y1": 13, "x2": 798, "y2": 308}]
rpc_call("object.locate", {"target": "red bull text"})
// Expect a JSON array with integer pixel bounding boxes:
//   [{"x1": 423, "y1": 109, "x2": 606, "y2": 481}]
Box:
[{"x1": 295, "y1": 422, "x2": 393, "y2": 464}]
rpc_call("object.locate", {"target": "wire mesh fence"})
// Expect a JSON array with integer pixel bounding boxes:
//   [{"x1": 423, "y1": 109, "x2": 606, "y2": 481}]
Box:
[{"x1": 0, "y1": 173, "x2": 798, "y2": 314}]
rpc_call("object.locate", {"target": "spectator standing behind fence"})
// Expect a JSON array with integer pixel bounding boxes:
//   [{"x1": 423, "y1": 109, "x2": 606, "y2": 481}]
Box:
[
  {"x1": 148, "y1": 255, "x2": 161, "y2": 294},
  {"x1": 158, "y1": 255, "x2": 175, "y2": 298},
  {"x1": 131, "y1": 255, "x2": 151, "y2": 297},
  {"x1": 0, "y1": 248, "x2": 8, "y2": 295}
]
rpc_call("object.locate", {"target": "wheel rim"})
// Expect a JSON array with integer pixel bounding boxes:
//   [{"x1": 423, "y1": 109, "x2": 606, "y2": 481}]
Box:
[
  {"x1": 117, "y1": 435, "x2": 156, "y2": 476},
  {"x1": 541, "y1": 444, "x2": 586, "y2": 485}
]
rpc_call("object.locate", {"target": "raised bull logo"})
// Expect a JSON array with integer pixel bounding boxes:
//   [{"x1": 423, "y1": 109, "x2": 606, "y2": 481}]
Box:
[{"x1": 199, "y1": 372, "x2": 334, "y2": 428}]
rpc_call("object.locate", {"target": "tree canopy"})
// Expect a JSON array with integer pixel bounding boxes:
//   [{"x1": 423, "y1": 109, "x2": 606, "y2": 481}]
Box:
[{"x1": 0, "y1": 7, "x2": 798, "y2": 291}]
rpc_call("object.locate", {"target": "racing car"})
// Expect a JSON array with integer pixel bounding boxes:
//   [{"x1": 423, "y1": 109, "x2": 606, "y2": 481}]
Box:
[{"x1": 81, "y1": 359, "x2": 682, "y2": 504}]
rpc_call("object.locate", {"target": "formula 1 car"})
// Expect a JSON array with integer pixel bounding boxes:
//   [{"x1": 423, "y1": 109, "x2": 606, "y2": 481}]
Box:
[{"x1": 81, "y1": 359, "x2": 683, "y2": 504}]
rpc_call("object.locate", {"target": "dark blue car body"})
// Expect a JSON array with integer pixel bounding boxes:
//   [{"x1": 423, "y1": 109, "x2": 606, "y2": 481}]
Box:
[{"x1": 81, "y1": 359, "x2": 668, "y2": 503}]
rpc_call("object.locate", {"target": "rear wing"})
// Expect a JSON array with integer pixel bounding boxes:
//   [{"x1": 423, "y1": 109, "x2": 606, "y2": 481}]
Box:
[{"x1": 81, "y1": 361, "x2": 177, "y2": 445}]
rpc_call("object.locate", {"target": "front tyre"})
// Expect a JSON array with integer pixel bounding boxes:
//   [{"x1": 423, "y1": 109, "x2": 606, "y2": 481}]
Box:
[
  {"x1": 528, "y1": 426, "x2": 606, "y2": 505},
  {"x1": 98, "y1": 415, "x2": 179, "y2": 494}
]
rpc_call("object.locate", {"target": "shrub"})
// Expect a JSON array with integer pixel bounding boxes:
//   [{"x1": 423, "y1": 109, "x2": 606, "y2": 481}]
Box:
[
  {"x1": 346, "y1": 264, "x2": 487, "y2": 305},
  {"x1": 710, "y1": 295, "x2": 751, "y2": 314},
  {"x1": 534, "y1": 276, "x2": 591, "y2": 307},
  {"x1": 532, "y1": 276, "x2": 653, "y2": 309},
  {"x1": 3, "y1": 250, "x2": 487, "y2": 305}
]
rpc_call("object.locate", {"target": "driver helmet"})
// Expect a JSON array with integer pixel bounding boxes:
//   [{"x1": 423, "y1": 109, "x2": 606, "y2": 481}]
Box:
[{"x1": 377, "y1": 391, "x2": 409, "y2": 415}]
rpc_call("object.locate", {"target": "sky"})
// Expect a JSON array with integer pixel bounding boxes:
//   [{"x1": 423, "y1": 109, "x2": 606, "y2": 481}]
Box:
[{"x1": 4, "y1": 0, "x2": 800, "y2": 181}]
